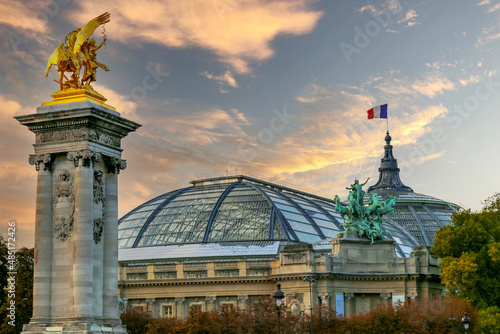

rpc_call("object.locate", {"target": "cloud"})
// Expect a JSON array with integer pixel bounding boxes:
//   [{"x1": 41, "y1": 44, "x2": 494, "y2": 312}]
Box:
[
  {"x1": 478, "y1": 0, "x2": 491, "y2": 5},
  {"x1": 476, "y1": 24, "x2": 500, "y2": 48},
  {"x1": 356, "y1": 5, "x2": 377, "y2": 14},
  {"x1": 411, "y1": 73, "x2": 456, "y2": 98},
  {"x1": 201, "y1": 70, "x2": 239, "y2": 92},
  {"x1": 0, "y1": 1, "x2": 50, "y2": 33},
  {"x1": 487, "y1": 3, "x2": 500, "y2": 12},
  {"x1": 0, "y1": 94, "x2": 38, "y2": 246},
  {"x1": 459, "y1": 75, "x2": 480, "y2": 86},
  {"x1": 72, "y1": 0, "x2": 323, "y2": 74},
  {"x1": 398, "y1": 9, "x2": 420, "y2": 27}
]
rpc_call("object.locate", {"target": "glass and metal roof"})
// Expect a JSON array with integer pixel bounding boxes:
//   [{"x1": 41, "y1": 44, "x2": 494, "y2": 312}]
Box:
[{"x1": 119, "y1": 175, "x2": 420, "y2": 258}]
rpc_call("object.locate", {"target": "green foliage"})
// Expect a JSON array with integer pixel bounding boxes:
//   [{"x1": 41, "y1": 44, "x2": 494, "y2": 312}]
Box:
[
  {"x1": 477, "y1": 306, "x2": 500, "y2": 334},
  {"x1": 0, "y1": 246, "x2": 34, "y2": 334},
  {"x1": 432, "y1": 193, "x2": 500, "y2": 309}
]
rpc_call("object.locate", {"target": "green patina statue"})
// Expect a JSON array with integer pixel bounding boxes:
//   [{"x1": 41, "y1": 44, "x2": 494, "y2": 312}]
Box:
[{"x1": 334, "y1": 178, "x2": 396, "y2": 243}]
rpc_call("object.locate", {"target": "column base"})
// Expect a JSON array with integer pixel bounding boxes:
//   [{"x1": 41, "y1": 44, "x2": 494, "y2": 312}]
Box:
[{"x1": 22, "y1": 319, "x2": 126, "y2": 334}]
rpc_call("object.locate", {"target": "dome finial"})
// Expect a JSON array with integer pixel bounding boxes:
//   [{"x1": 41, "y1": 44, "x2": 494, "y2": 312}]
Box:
[{"x1": 385, "y1": 131, "x2": 392, "y2": 144}]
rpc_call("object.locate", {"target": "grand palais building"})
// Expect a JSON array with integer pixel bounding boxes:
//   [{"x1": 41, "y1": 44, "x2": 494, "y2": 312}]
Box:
[{"x1": 116, "y1": 132, "x2": 459, "y2": 319}]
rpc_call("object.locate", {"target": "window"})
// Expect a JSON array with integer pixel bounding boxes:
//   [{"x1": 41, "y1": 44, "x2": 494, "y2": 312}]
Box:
[{"x1": 163, "y1": 305, "x2": 174, "y2": 318}]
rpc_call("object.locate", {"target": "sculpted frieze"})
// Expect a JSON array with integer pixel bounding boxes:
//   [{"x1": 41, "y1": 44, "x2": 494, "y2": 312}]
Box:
[{"x1": 37, "y1": 128, "x2": 120, "y2": 149}]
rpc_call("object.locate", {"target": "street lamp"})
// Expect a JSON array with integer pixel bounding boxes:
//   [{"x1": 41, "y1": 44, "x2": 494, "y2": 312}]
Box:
[
  {"x1": 219, "y1": 310, "x2": 229, "y2": 334},
  {"x1": 303, "y1": 277, "x2": 317, "y2": 334},
  {"x1": 462, "y1": 312, "x2": 471, "y2": 333},
  {"x1": 450, "y1": 290, "x2": 461, "y2": 334},
  {"x1": 272, "y1": 283, "x2": 285, "y2": 334}
]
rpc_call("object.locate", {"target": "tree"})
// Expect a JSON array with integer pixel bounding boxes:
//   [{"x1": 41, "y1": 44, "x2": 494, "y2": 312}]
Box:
[
  {"x1": 120, "y1": 307, "x2": 154, "y2": 334},
  {"x1": 476, "y1": 306, "x2": 500, "y2": 334},
  {"x1": 432, "y1": 193, "x2": 500, "y2": 309},
  {"x1": 0, "y1": 247, "x2": 34, "y2": 334}
]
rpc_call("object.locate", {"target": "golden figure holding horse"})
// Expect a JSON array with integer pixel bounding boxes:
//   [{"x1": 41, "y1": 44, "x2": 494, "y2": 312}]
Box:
[{"x1": 46, "y1": 12, "x2": 110, "y2": 91}]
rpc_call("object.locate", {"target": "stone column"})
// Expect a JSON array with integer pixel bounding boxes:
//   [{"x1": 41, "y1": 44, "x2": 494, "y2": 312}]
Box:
[
  {"x1": 175, "y1": 298, "x2": 185, "y2": 319},
  {"x1": 205, "y1": 296, "x2": 216, "y2": 312},
  {"x1": 237, "y1": 295, "x2": 248, "y2": 309},
  {"x1": 30, "y1": 155, "x2": 53, "y2": 321},
  {"x1": 344, "y1": 293, "x2": 354, "y2": 317},
  {"x1": 71, "y1": 152, "x2": 97, "y2": 319},
  {"x1": 102, "y1": 159, "x2": 124, "y2": 324}
]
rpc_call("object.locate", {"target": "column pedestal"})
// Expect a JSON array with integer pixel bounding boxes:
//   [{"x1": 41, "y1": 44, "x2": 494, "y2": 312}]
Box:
[{"x1": 16, "y1": 100, "x2": 141, "y2": 334}]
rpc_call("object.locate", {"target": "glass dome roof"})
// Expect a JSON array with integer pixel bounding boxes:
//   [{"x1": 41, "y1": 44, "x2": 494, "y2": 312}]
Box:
[{"x1": 118, "y1": 175, "x2": 420, "y2": 257}]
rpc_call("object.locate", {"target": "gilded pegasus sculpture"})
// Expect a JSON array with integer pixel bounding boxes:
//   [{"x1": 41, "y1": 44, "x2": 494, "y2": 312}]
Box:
[{"x1": 46, "y1": 12, "x2": 110, "y2": 91}]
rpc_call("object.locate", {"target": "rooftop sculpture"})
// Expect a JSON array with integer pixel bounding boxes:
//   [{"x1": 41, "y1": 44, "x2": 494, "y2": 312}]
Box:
[
  {"x1": 334, "y1": 178, "x2": 396, "y2": 243},
  {"x1": 46, "y1": 12, "x2": 110, "y2": 91}
]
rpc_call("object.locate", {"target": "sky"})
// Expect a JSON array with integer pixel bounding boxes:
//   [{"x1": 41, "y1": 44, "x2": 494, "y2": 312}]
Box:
[{"x1": 1, "y1": 0, "x2": 499, "y2": 248}]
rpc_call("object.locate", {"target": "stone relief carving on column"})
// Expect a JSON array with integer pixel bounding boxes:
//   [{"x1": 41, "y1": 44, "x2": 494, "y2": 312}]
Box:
[
  {"x1": 29, "y1": 154, "x2": 54, "y2": 171},
  {"x1": 53, "y1": 169, "x2": 75, "y2": 241},
  {"x1": 36, "y1": 128, "x2": 121, "y2": 149},
  {"x1": 117, "y1": 297, "x2": 128, "y2": 315},
  {"x1": 103, "y1": 156, "x2": 127, "y2": 174},
  {"x1": 93, "y1": 169, "x2": 105, "y2": 243},
  {"x1": 67, "y1": 149, "x2": 102, "y2": 167}
]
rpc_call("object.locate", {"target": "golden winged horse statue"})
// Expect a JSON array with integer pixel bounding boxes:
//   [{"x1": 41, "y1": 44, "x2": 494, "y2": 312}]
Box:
[{"x1": 46, "y1": 12, "x2": 110, "y2": 91}]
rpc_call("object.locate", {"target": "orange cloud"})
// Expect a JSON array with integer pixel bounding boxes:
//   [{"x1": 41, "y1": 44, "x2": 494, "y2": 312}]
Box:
[{"x1": 72, "y1": 0, "x2": 323, "y2": 73}]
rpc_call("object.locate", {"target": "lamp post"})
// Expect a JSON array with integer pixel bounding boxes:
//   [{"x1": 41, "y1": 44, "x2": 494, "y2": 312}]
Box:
[
  {"x1": 219, "y1": 310, "x2": 229, "y2": 334},
  {"x1": 303, "y1": 277, "x2": 317, "y2": 334},
  {"x1": 272, "y1": 283, "x2": 285, "y2": 334},
  {"x1": 450, "y1": 290, "x2": 461, "y2": 334},
  {"x1": 462, "y1": 312, "x2": 470, "y2": 333}
]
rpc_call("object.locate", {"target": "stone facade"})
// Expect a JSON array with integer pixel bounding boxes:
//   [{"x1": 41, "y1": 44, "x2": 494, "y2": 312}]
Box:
[
  {"x1": 118, "y1": 234, "x2": 443, "y2": 319},
  {"x1": 16, "y1": 101, "x2": 140, "y2": 334}
]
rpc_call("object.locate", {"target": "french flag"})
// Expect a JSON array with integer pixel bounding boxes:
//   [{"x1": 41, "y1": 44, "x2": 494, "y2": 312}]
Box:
[{"x1": 367, "y1": 104, "x2": 388, "y2": 119}]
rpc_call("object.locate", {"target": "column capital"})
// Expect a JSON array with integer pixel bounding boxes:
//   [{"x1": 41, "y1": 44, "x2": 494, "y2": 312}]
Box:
[
  {"x1": 380, "y1": 292, "x2": 392, "y2": 301},
  {"x1": 237, "y1": 295, "x2": 248, "y2": 304},
  {"x1": 407, "y1": 292, "x2": 418, "y2": 300},
  {"x1": 205, "y1": 296, "x2": 216, "y2": 304},
  {"x1": 318, "y1": 291, "x2": 330, "y2": 300},
  {"x1": 344, "y1": 292, "x2": 354, "y2": 301},
  {"x1": 67, "y1": 149, "x2": 102, "y2": 167},
  {"x1": 103, "y1": 156, "x2": 127, "y2": 174},
  {"x1": 29, "y1": 154, "x2": 54, "y2": 171},
  {"x1": 175, "y1": 297, "x2": 185, "y2": 305}
]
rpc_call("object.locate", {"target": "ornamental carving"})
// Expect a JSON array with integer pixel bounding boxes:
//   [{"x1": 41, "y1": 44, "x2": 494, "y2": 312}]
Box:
[
  {"x1": 103, "y1": 156, "x2": 127, "y2": 174},
  {"x1": 205, "y1": 296, "x2": 216, "y2": 304},
  {"x1": 93, "y1": 169, "x2": 105, "y2": 243},
  {"x1": 37, "y1": 128, "x2": 121, "y2": 149},
  {"x1": 175, "y1": 297, "x2": 185, "y2": 305},
  {"x1": 68, "y1": 149, "x2": 102, "y2": 167},
  {"x1": 53, "y1": 169, "x2": 75, "y2": 241},
  {"x1": 29, "y1": 154, "x2": 54, "y2": 171}
]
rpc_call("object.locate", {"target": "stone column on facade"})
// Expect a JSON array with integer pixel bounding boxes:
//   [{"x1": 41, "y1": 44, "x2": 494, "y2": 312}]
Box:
[
  {"x1": 145, "y1": 298, "x2": 156, "y2": 315},
  {"x1": 102, "y1": 158, "x2": 124, "y2": 324},
  {"x1": 318, "y1": 291, "x2": 330, "y2": 307},
  {"x1": 344, "y1": 293, "x2": 354, "y2": 317},
  {"x1": 205, "y1": 296, "x2": 216, "y2": 312},
  {"x1": 237, "y1": 295, "x2": 249, "y2": 309},
  {"x1": 380, "y1": 293, "x2": 392, "y2": 303},
  {"x1": 71, "y1": 151, "x2": 97, "y2": 320},
  {"x1": 176, "y1": 298, "x2": 185, "y2": 319},
  {"x1": 30, "y1": 156, "x2": 53, "y2": 321}
]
